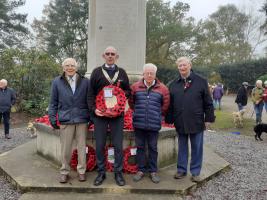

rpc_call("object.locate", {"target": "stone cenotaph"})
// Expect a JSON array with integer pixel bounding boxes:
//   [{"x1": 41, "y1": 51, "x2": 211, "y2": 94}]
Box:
[{"x1": 86, "y1": 0, "x2": 146, "y2": 81}]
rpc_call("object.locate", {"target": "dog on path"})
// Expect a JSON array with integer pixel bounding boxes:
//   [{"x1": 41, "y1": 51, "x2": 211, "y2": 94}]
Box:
[
  {"x1": 232, "y1": 109, "x2": 246, "y2": 128},
  {"x1": 27, "y1": 122, "x2": 37, "y2": 138},
  {"x1": 254, "y1": 123, "x2": 267, "y2": 141}
]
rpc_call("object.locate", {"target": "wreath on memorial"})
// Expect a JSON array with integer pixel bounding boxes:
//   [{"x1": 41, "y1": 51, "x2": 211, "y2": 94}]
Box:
[
  {"x1": 123, "y1": 108, "x2": 134, "y2": 130},
  {"x1": 35, "y1": 114, "x2": 60, "y2": 127},
  {"x1": 123, "y1": 146, "x2": 138, "y2": 174},
  {"x1": 105, "y1": 145, "x2": 115, "y2": 172},
  {"x1": 70, "y1": 145, "x2": 96, "y2": 171},
  {"x1": 95, "y1": 85, "x2": 126, "y2": 118}
]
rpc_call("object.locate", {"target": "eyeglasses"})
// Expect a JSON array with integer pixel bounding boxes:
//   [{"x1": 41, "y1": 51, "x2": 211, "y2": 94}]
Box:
[
  {"x1": 105, "y1": 52, "x2": 116, "y2": 56},
  {"x1": 144, "y1": 72, "x2": 156, "y2": 76}
]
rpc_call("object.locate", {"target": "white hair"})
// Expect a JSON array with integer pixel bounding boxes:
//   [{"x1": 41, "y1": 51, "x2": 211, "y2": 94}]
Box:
[
  {"x1": 0, "y1": 79, "x2": 7, "y2": 86},
  {"x1": 256, "y1": 80, "x2": 262, "y2": 85},
  {"x1": 62, "y1": 58, "x2": 78, "y2": 68},
  {"x1": 104, "y1": 46, "x2": 118, "y2": 54},
  {"x1": 176, "y1": 56, "x2": 192, "y2": 65},
  {"x1": 143, "y1": 63, "x2": 157, "y2": 73}
]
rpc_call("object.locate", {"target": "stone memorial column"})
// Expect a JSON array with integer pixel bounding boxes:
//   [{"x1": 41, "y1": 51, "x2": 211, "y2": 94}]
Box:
[{"x1": 86, "y1": 0, "x2": 146, "y2": 81}]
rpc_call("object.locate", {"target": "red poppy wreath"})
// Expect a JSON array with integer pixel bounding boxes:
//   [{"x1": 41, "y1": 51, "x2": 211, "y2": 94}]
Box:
[{"x1": 96, "y1": 85, "x2": 127, "y2": 118}]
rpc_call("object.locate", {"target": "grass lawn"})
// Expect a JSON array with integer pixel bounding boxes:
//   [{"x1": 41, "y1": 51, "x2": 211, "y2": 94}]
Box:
[{"x1": 210, "y1": 110, "x2": 255, "y2": 137}]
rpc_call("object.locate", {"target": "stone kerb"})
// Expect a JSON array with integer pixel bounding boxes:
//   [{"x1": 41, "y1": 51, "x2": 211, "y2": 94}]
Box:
[{"x1": 35, "y1": 123, "x2": 178, "y2": 168}]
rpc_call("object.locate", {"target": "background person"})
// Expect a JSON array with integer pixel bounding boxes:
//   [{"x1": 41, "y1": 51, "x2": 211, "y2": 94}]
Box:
[
  {"x1": 48, "y1": 58, "x2": 90, "y2": 183},
  {"x1": 87, "y1": 46, "x2": 131, "y2": 186},
  {"x1": 251, "y1": 80, "x2": 264, "y2": 124},
  {"x1": 235, "y1": 82, "x2": 248, "y2": 111},
  {"x1": 0, "y1": 79, "x2": 16, "y2": 139},
  {"x1": 166, "y1": 57, "x2": 215, "y2": 183},
  {"x1": 212, "y1": 83, "x2": 224, "y2": 110},
  {"x1": 263, "y1": 81, "x2": 267, "y2": 113},
  {"x1": 129, "y1": 63, "x2": 170, "y2": 184}
]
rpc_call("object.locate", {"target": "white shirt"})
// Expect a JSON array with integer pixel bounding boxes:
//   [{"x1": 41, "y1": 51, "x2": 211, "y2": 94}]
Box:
[{"x1": 67, "y1": 74, "x2": 77, "y2": 94}]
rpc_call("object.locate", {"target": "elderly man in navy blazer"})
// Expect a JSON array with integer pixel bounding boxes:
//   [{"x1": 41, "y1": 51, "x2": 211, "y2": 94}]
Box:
[{"x1": 49, "y1": 58, "x2": 90, "y2": 184}]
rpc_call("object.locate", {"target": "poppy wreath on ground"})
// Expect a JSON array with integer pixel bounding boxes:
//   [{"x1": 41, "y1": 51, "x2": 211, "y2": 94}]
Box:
[
  {"x1": 105, "y1": 145, "x2": 115, "y2": 172},
  {"x1": 70, "y1": 145, "x2": 96, "y2": 171},
  {"x1": 123, "y1": 146, "x2": 138, "y2": 174},
  {"x1": 95, "y1": 85, "x2": 127, "y2": 118}
]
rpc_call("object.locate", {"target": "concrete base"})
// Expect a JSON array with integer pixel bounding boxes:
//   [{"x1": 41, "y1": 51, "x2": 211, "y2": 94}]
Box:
[
  {"x1": 0, "y1": 139, "x2": 230, "y2": 199},
  {"x1": 35, "y1": 123, "x2": 178, "y2": 168}
]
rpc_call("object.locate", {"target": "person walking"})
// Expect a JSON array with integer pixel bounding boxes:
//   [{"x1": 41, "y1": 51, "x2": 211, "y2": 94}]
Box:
[
  {"x1": 166, "y1": 57, "x2": 215, "y2": 182},
  {"x1": 235, "y1": 82, "x2": 248, "y2": 111},
  {"x1": 0, "y1": 79, "x2": 16, "y2": 139},
  {"x1": 212, "y1": 83, "x2": 224, "y2": 110},
  {"x1": 48, "y1": 58, "x2": 90, "y2": 183},
  {"x1": 129, "y1": 63, "x2": 170, "y2": 184},
  {"x1": 88, "y1": 46, "x2": 131, "y2": 186}
]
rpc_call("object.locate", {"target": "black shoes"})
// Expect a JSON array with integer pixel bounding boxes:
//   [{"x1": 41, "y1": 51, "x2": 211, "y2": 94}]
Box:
[
  {"x1": 115, "y1": 172, "x2": 125, "y2": 186},
  {"x1": 94, "y1": 172, "x2": 126, "y2": 186},
  {"x1": 94, "y1": 173, "x2": 106, "y2": 186}
]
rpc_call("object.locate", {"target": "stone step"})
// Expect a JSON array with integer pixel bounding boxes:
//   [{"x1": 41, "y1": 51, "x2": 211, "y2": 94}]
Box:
[
  {"x1": 19, "y1": 192, "x2": 183, "y2": 200},
  {"x1": 0, "y1": 140, "x2": 230, "y2": 196}
]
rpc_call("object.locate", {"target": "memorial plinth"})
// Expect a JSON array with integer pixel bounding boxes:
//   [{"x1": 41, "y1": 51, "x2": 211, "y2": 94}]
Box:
[{"x1": 35, "y1": 123, "x2": 178, "y2": 168}]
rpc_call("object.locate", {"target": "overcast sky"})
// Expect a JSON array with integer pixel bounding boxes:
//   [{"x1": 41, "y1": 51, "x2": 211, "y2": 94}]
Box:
[{"x1": 19, "y1": 0, "x2": 265, "y2": 24}]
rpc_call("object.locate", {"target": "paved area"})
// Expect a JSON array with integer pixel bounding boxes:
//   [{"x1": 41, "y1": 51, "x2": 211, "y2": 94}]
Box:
[{"x1": 0, "y1": 139, "x2": 229, "y2": 199}]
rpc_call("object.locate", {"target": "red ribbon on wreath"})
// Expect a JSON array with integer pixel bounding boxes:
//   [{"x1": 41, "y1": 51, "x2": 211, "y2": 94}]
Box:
[
  {"x1": 123, "y1": 146, "x2": 138, "y2": 174},
  {"x1": 96, "y1": 85, "x2": 127, "y2": 118},
  {"x1": 70, "y1": 145, "x2": 96, "y2": 171},
  {"x1": 105, "y1": 145, "x2": 115, "y2": 172}
]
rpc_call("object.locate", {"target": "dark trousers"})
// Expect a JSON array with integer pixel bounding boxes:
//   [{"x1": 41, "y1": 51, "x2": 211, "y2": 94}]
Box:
[
  {"x1": 0, "y1": 111, "x2": 10, "y2": 135},
  {"x1": 94, "y1": 116, "x2": 124, "y2": 173},
  {"x1": 135, "y1": 128, "x2": 159, "y2": 173},
  {"x1": 177, "y1": 131, "x2": 203, "y2": 176}
]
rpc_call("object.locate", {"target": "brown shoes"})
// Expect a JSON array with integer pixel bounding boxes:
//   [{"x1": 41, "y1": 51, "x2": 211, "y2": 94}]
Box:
[
  {"x1": 59, "y1": 174, "x2": 68, "y2": 183},
  {"x1": 78, "y1": 173, "x2": 86, "y2": 182}
]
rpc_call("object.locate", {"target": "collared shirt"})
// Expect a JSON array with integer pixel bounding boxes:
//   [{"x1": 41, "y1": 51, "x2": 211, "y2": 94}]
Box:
[
  {"x1": 144, "y1": 79, "x2": 156, "y2": 89},
  {"x1": 105, "y1": 64, "x2": 115, "y2": 69},
  {"x1": 67, "y1": 73, "x2": 77, "y2": 94}
]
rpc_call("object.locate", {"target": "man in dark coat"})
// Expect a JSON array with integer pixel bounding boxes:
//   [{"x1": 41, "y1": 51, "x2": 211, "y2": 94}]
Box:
[
  {"x1": 49, "y1": 58, "x2": 90, "y2": 183},
  {"x1": 235, "y1": 82, "x2": 248, "y2": 111},
  {"x1": 129, "y1": 63, "x2": 170, "y2": 184},
  {"x1": 166, "y1": 57, "x2": 215, "y2": 182},
  {"x1": 88, "y1": 46, "x2": 131, "y2": 186},
  {"x1": 0, "y1": 79, "x2": 16, "y2": 139}
]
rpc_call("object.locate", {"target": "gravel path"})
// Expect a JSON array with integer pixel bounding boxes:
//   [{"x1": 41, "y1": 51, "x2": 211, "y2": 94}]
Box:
[
  {"x1": 191, "y1": 131, "x2": 267, "y2": 200},
  {"x1": 0, "y1": 127, "x2": 31, "y2": 200}
]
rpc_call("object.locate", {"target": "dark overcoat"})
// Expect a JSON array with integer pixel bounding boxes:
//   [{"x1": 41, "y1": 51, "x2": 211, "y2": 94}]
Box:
[{"x1": 166, "y1": 72, "x2": 215, "y2": 134}]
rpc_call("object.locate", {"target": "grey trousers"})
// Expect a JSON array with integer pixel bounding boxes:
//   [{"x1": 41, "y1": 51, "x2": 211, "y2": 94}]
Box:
[{"x1": 59, "y1": 123, "x2": 87, "y2": 175}]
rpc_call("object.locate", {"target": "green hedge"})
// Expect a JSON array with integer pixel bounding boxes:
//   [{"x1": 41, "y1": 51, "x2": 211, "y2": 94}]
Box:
[{"x1": 218, "y1": 58, "x2": 267, "y2": 92}]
